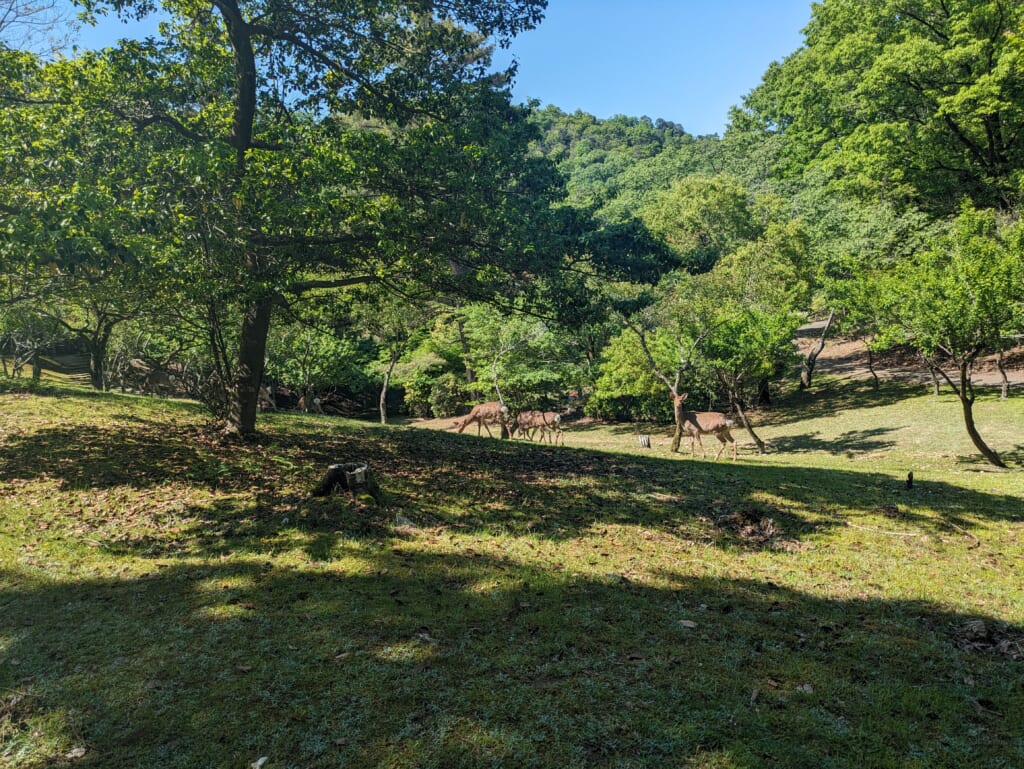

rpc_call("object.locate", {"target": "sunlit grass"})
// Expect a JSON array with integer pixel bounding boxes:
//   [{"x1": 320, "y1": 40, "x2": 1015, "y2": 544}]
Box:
[{"x1": 1, "y1": 378, "x2": 1022, "y2": 768}]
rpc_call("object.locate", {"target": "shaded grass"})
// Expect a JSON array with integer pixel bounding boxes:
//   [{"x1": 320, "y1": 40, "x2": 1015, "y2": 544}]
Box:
[{"x1": 1, "y1": 381, "x2": 1023, "y2": 768}]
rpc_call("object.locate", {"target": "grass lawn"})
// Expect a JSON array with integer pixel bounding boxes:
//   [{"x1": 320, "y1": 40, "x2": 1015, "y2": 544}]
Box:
[{"x1": 1, "y1": 379, "x2": 1022, "y2": 768}]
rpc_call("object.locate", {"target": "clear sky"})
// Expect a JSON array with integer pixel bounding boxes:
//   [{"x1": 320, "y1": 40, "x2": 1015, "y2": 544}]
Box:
[
  {"x1": 71, "y1": 0, "x2": 813, "y2": 137},
  {"x1": 498, "y1": 1, "x2": 812, "y2": 136}
]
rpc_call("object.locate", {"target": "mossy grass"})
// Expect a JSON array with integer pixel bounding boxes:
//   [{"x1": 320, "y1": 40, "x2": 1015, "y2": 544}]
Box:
[{"x1": 1, "y1": 379, "x2": 1022, "y2": 768}]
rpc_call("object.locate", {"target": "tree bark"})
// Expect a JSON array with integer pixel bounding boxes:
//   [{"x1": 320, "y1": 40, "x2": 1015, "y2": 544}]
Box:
[
  {"x1": 997, "y1": 349, "x2": 1010, "y2": 399},
  {"x1": 227, "y1": 295, "x2": 274, "y2": 436},
  {"x1": 84, "y1": 322, "x2": 114, "y2": 391},
  {"x1": 799, "y1": 311, "x2": 834, "y2": 390},
  {"x1": 380, "y1": 349, "x2": 399, "y2": 424},
  {"x1": 866, "y1": 347, "x2": 879, "y2": 389},
  {"x1": 934, "y1": 356, "x2": 1005, "y2": 468},
  {"x1": 731, "y1": 393, "x2": 766, "y2": 455}
]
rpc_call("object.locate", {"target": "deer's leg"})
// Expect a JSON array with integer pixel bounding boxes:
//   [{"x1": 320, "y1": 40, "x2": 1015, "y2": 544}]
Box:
[
  {"x1": 481, "y1": 420, "x2": 492, "y2": 438},
  {"x1": 714, "y1": 437, "x2": 727, "y2": 461},
  {"x1": 717, "y1": 429, "x2": 737, "y2": 461}
]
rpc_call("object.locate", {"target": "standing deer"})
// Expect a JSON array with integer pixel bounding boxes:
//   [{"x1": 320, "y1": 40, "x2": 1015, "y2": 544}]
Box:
[
  {"x1": 453, "y1": 401, "x2": 509, "y2": 438},
  {"x1": 512, "y1": 410, "x2": 564, "y2": 445},
  {"x1": 670, "y1": 393, "x2": 737, "y2": 461}
]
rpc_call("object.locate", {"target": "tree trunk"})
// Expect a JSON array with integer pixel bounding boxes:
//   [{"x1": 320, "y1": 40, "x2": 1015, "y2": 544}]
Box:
[
  {"x1": 84, "y1": 324, "x2": 113, "y2": 391},
  {"x1": 800, "y1": 311, "x2": 834, "y2": 390},
  {"x1": 952, "y1": 360, "x2": 1005, "y2": 468},
  {"x1": 456, "y1": 317, "x2": 480, "y2": 401},
  {"x1": 997, "y1": 349, "x2": 1010, "y2": 399},
  {"x1": 226, "y1": 296, "x2": 274, "y2": 437},
  {"x1": 731, "y1": 394, "x2": 766, "y2": 455},
  {"x1": 379, "y1": 350, "x2": 399, "y2": 424},
  {"x1": 670, "y1": 388, "x2": 684, "y2": 452},
  {"x1": 756, "y1": 377, "x2": 771, "y2": 406},
  {"x1": 866, "y1": 347, "x2": 879, "y2": 389}
]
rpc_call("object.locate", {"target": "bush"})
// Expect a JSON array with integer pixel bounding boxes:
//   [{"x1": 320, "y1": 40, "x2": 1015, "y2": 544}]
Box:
[{"x1": 428, "y1": 372, "x2": 465, "y2": 418}]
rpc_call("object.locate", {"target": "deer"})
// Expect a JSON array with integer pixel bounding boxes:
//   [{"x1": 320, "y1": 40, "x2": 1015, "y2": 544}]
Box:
[
  {"x1": 670, "y1": 392, "x2": 737, "y2": 461},
  {"x1": 512, "y1": 410, "x2": 564, "y2": 445},
  {"x1": 453, "y1": 401, "x2": 509, "y2": 438}
]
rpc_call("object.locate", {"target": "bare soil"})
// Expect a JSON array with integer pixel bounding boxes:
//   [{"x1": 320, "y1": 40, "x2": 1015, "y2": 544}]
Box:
[{"x1": 796, "y1": 323, "x2": 1024, "y2": 390}]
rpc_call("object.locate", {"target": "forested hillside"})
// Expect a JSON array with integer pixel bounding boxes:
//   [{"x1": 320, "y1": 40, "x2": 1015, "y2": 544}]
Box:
[{"x1": 2, "y1": 0, "x2": 1023, "y2": 466}]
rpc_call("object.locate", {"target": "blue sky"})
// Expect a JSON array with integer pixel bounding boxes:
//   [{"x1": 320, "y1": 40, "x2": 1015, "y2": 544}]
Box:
[
  {"x1": 73, "y1": 0, "x2": 812, "y2": 136},
  {"x1": 498, "y1": 1, "x2": 811, "y2": 135}
]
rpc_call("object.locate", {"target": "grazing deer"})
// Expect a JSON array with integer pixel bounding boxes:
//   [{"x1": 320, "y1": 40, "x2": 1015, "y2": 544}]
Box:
[
  {"x1": 453, "y1": 401, "x2": 509, "y2": 438},
  {"x1": 512, "y1": 410, "x2": 564, "y2": 445},
  {"x1": 670, "y1": 393, "x2": 737, "y2": 461}
]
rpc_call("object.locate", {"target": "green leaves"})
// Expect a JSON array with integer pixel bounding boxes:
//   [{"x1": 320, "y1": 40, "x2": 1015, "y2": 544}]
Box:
[{"x1": 742, "y1": 0, "x2": 1024, "y2": 213}]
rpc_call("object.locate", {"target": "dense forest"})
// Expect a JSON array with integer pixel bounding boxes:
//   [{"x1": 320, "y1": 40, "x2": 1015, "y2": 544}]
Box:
[{"x1": 2, "y1": 0, "x2": 1023, "y2": 467}]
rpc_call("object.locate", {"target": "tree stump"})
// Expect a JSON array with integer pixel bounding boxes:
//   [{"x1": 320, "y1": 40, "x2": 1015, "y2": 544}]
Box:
[
  {"x1": 311, "y1": 462, "x2": 382, "y2": 503},
  {"x1": 638, "y1": 434, "x2": 651, "y2": 449}
]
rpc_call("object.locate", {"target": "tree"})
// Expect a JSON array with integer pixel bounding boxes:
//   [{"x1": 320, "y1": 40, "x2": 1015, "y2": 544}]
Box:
[
  {"x1": 0, "y1": 51, "x2": 168, "y2": 389},
  {"x1": 874, "y1": 205, "x2": 1023, "y2": 468},
  {"x1": 639, "y1": 174, "x2": 761, "y2": 274},
  {"x1": 0, "y1": 0, "x2": 70, "y2": 52},
  {"x1": 62, "y1": 0, "x2": 554, "y2": 436},
  {"x1": 348, "y1": 286, "x2": 438, "y2": 424},
  {"x1": 738, "y1": 0, "x2": 1024, "y2": 215}
]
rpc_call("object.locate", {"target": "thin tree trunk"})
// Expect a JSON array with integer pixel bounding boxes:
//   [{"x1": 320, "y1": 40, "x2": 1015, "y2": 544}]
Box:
[
  {"x1": 731, "y1": 393, "x2": 765, "y2": 455},
  {"x1": 379, "y1": 349, "x2": 399, "y2": 424},
  {"x1": 800, "y1": 311, "x2": 834, "y2": 390},
  {"x1": 227, "y1": 295, "x2": 274, "y2": 437},
  {"x1": 456, "y1": 317, "x2": 479, "y2": 401},
  {"x1": 997, "y1": 349, "x2": 1010, "y2": 399},
  {"x1": 936, "y1": 357, "x2": 1005, "y2": 468},
  {"x1": 866, "y1": 347, "x2": 879, "y2": 389}
]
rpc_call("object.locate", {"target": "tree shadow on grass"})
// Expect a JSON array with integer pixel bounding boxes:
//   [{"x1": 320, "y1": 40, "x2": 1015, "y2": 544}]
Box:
[
  {"x1": 755, "y1": 379, "x2": 927, "y2": 428},
  {"x1": 0, "y1": 555, "x2": 1021, "y2": 769},
  {"x1": 767, "y1": 426, "x2": 902, "y2": 457},
  {"x1": 4, "y1": 412, "x2": 1021, "y2": 567}
]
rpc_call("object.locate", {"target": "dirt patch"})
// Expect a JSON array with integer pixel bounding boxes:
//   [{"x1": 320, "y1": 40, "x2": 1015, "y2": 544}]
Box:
[{"x1": 796, "y1": 324, "x2": 1024, "y2": 389}]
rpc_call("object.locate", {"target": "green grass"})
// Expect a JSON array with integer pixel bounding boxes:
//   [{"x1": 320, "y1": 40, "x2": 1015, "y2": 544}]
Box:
[{"x1": 1, "y1": 379, "x2": 1022, "y2": 768}]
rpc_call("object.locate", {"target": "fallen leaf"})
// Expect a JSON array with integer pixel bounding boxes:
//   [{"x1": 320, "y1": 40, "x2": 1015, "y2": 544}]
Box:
[{"x1": 679, "y1": 620, "x2": 698, "y2": 629}]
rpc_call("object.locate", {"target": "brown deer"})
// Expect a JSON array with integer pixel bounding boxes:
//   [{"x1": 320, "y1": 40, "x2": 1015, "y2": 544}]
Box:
[
  {"x1": 453, "y1": 401, "x2": 509, "y2": 438},
  {"x1": 670, "y1": 393, "x2": 737, "y2": 461},
  {"x1": 512, "y1": 410, "x2": 564, "y2": 445}
]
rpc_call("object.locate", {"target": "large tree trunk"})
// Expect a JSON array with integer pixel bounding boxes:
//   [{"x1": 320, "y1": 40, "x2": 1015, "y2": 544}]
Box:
[
  {"x1": 799, "y1": 311, "x2": 834, "y2": 390},
  {"x1": 226, "y1": 296, "x2": 274, "y2": 437}
]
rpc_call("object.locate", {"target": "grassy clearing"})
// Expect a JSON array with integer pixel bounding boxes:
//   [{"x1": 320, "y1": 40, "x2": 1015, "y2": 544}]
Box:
[{"x1": 1, "y1": 379, "x2": 1022, "y2": 768}]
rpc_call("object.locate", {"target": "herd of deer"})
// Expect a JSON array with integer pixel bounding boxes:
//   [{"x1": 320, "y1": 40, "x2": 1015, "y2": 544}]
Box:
[
  {"x1": 450, "y1": 392, "x2": 739, "y2": 460},
  {"x1": 452, "y1": 401, "x2": 564, "y2": 445}
]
